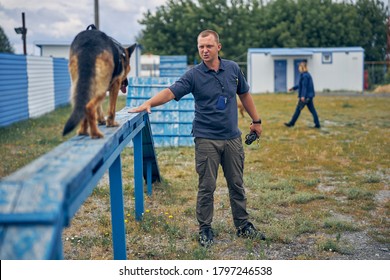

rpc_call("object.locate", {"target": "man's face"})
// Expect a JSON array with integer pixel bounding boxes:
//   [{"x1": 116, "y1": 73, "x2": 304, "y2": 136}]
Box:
[{"x1": 197, "y1": 34, "x2": 221, "y2": 63}]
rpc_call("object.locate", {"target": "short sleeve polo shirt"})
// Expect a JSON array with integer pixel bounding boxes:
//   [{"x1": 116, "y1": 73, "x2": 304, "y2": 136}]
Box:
[{"x1": 169, "y1": 58, "x2": 249, "y2": 140}]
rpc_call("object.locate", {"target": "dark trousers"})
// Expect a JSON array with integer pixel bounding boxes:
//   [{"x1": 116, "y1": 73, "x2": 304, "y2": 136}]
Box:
[
  {"x1": 289, "y1": 98, "x2": 320, "y2": 127},
  {"x1": 194, "y1": 137, "x2": 249, "y2": 230}
]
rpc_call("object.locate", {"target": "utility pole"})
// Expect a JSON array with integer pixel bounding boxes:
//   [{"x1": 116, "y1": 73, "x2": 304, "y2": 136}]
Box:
[
  {"x1": 14, "y1": 12, "x2": 27, "y2": 55},
  {"x1": 387, "y1": 0, "x2": 390, "y2": 72},
  {"x1": 94, "y1": 0, "x2": 99, "y2": 29}
]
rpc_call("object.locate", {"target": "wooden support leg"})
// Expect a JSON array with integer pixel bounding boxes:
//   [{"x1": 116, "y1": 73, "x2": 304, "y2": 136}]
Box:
[
  {"x1": 133, "y1": 132, "x2": 144, "y2": 221},
  {"x1": 108, "y1": 155, "x2": 127, "y2": 260}
]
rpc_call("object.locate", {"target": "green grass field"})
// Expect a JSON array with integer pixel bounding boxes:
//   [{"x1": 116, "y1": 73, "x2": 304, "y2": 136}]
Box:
[{"x1": 0, "y1": 93, "x2": 389, "y2": 260}]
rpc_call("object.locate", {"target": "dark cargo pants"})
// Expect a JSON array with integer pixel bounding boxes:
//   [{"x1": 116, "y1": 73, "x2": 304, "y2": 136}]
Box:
[
  {"x1": 195, "y1": 137, "x2": 249, "y2": 230},
  {"x1": 290, "y1": 98, "x2": 320, "y2": 127}
]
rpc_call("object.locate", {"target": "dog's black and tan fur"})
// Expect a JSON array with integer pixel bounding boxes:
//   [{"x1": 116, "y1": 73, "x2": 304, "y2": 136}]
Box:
[{"x1": 63, "y1": 25, "x2": 136, "y2": 138}]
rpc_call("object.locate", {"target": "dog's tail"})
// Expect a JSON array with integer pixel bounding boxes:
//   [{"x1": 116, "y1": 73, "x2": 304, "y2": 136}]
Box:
[
  {"x1": 62, "y1": 106, "x2": 84, "y2": 136},
  {"x1": 62, "y1": 77, "x2": 91, "y2": 136}
]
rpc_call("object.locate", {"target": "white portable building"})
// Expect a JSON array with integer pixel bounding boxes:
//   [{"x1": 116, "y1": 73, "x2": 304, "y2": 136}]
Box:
[{"x1": 247, "y1": 47, "x2": 364, "y2": 93}]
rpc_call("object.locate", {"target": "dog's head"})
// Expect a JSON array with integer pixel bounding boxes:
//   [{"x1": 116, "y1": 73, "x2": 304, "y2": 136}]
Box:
[{"x1": 120, "y1": 43, "x2": 137, "y2": 93}]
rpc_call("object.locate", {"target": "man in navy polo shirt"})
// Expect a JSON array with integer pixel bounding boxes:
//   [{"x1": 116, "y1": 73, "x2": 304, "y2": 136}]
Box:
[{"x1": 129, "y1": 30, "x2": 265, "y2": 247}]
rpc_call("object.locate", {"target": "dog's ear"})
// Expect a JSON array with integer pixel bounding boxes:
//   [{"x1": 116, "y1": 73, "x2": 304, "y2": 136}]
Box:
[{"x1": 127, "y1": 44, "x2": 137, "y2": 57}]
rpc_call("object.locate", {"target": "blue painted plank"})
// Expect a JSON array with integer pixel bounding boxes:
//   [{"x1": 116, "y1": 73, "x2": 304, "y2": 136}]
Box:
[
  {"x1": 0, "y1": 181, "x2": 65, "y2": 224},
  {"x1": 0, "y1": 225, "x2": 61, "y2": 259},
  {"x1": 0, "y1": 182, "x2": 21, "y2": 213},
  {"x1": 0, "y1": 109, "x2": 161, "y2": 259}
]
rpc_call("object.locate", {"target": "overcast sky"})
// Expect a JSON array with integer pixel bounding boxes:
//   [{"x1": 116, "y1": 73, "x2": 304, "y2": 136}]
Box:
[
  {"x1": 2, "y1": 0, "x2": 389, "y2": 55},
  {"x1": 0, "y1": 0, "x2": 169, "y2": 55}
]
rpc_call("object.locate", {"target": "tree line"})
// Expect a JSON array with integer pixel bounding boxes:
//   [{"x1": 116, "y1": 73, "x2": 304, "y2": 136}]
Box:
[
  {"x1": 137, "y1": 0, "x2": 388, "y2": 63},
  {"x1": 0, "y1": 26, "x2": 14, "y2": 53},
  {"x1": 1, "y1": 0, "x2": 387, "y2": 63}
]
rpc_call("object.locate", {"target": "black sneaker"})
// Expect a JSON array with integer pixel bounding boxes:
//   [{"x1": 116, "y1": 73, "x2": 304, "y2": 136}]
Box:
[
  {"x1": 314, "y1": 125, "x2": 321, "y2": 129},
  {"x1": 199, "y1": 228, "x2": 214, "y2": 247},
  {"x1": 237, "y1": 222, "x2": 266, "y2": 240},
  {"x1": 284, "y1": 122, "x2": 293, "y2": 127}
]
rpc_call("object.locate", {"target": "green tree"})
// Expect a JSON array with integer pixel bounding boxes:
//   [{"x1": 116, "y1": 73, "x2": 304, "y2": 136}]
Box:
[
  {"x1": 137, "y1": 0, "x2": 266, "y2": 63},
  {"x1": 0, "y1": 26, "x2": 14, "y2": 53},
  {"x1": 137, "y1": 0, "x2": 387, "y2": 63},
  {"x1": 354, "y1": 0, "x2": 387, "y2": 61},
  {"x1": 137, "y1": 0, "x2": 201, "y2": 63}
]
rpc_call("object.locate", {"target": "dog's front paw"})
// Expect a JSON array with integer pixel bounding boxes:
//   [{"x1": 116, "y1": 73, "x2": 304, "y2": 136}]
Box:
[
  {"x1": 91, "y1": 131, "x2": 104, "y2": 139},
  {"x1": 106, "y1": 121, "x2": 119, "y2": 127},
  {"x1": 98, "y1": 119, "x2": 106, "y2": 125}
]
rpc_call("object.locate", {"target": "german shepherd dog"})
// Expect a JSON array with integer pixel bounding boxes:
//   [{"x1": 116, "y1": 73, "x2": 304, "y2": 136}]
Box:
[{"x1": 63, "y1": 24, "x2": 136, "y2": 138}]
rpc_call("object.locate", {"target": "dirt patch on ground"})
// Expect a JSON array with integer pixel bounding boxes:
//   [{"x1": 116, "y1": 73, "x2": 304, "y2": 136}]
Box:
[{"x1": 261, "y1": 232, "x2": 389, "y2": 260}]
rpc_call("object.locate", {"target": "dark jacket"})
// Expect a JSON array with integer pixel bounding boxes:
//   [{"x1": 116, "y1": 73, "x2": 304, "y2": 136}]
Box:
[{"x1": 292, "y1": 72, "x2": 315, "y2": 99}]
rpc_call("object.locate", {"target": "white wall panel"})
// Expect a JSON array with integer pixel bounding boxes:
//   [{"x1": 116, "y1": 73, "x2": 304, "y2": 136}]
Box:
[
  {"x1": 248, "y1": 53, "x2": 274, "y2": 93},
  {"x1": 26, "y1": 56, "x2": 55, "y2": 118}
]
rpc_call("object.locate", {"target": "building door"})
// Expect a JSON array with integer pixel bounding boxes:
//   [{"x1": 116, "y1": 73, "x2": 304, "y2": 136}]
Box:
[
  {"x1": 294, "y1": 59, "x2": 306, "y2": 86},
  {"x1": 274, "y1": 60, "x2": 287, "y2": 92}
]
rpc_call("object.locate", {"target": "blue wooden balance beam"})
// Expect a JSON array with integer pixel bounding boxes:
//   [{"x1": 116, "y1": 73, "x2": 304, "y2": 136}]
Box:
[{"x1": 0, "y1": 109, "x2": 161, "y2": 260}]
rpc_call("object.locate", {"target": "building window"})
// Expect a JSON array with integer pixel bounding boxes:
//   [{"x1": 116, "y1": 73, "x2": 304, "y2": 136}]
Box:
[{"x1": 322, "y1": 52, "x2": 332, "y2": 64}]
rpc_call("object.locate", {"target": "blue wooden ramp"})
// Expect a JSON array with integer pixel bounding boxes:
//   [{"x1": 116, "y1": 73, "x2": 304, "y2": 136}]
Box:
[{"x1": 0, "y1": 108, "x2": 161, "y2": 260}]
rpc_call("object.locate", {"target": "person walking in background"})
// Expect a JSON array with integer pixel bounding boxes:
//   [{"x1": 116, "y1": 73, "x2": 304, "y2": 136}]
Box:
[
  {"x1": 129, "y1": 29, "x2": 265, "y2": 247},
  {"x1": 284, "y1": 60, "x2": 320, "y2": 128}
]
